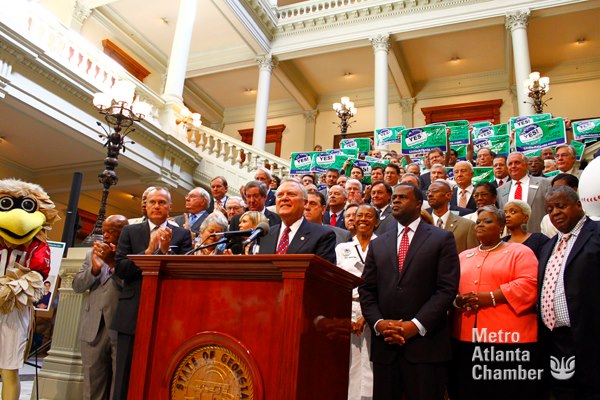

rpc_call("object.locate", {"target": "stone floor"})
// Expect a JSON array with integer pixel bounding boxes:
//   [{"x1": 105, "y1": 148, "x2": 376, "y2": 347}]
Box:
[{"x1": 0, "y1": 355, "x2": 42, "y2": 400}]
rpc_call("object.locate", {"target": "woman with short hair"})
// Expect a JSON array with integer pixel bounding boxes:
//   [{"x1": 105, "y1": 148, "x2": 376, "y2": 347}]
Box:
[{"x1": 503, "y1": 200, "x2": 549, "y2": 258}]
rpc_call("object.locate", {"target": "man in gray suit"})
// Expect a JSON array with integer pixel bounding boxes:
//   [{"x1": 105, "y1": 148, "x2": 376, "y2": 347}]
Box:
[
  {"x1": 497, "y1": 152, "x2": 551, "y2": 233},
  {"x1": 305, "y1": 190, "x2": 352, "y2": 245},
  {"x1": 427, "y1": 180, "x2": 478, "y2": 254},
  {"x1": 173, "y1": 187, "x2": 211, "y2": 241},
  {"x1": 73, "y1": 214, "x2": 128, "y2": 400}
]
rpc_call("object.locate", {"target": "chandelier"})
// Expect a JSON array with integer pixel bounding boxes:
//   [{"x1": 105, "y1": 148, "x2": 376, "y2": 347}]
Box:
[
  {"x1": 525, "y1": 72, "x2": 550, "y2": 114},
  {"x1": 332, "y1": 96, "x2": 357, "y2": 139}
]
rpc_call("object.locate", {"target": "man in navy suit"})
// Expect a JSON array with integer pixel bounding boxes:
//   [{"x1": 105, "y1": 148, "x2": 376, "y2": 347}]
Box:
[
  {"x1": 259, "y1": 179, "x2": 336, "y2": 264},
  {"x1": 450, "y1": 161, "x2": 477, "y2": 212},
  {"x1": 255, "y1": 167, "x2": 276, "y2": 207},
  {"x1": 323, "y1": 185, "x2": 347, "y2": 229},
  {"x1": 359, "y1": 183, "x2": 460, "y2": 400},
  {"x1": 538, "y1": 186, "x2": 600, "y2": 399},
  {"x1": 112, "y1": 187, "x2": 192, "y2": 400},
  {"x1": 173, "y1": 187, "x2": 210, "y2": 240}
]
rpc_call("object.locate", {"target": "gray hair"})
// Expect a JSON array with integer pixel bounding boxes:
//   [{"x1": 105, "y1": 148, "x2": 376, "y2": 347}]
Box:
[
  {"x1": 256, "y1": 166, "x2": 273, "y2": 180},
  {"x1": 477, "y1": 205, "x2": 506, "y2": 226},
  {"x1": 505, "y1": 200, "x2": 531, "y2": 232},
  {"x1": 454, "y1": 161, "x2": 474, "y2": 172},
  {"x1": 148, "y1": 187, "x2": 172, "y2": 204},
  {"x1": 200, "y1": 211, "x2": 229, "y2": 232},
  {"x1": 245, "y1": 180, "x2": 268, "y2": 196},
  {"x1": 555, "y1": 144, "x2": 577, "y2": 158},
  {"x1": 227, "y1": 196, "x2": 246, "y2": 209},
  {"x1": 345, "y1": 178, "x2": 362, "y2": 189},
  {"x1": 190, "y1": 187, "x2": 210, "y2": 203},
  {"x1": 329, "y1": 184, "x2": 347, "y2": 199},
  {"x1": 280, "y1": 178, "x2": 308, "y2": 199},
  {"x1": 508, "y1": 151, "x2": 528, "y2": 164},
  {"x1": 545, "y1": 186, "x2": 580, "y2": 204}
]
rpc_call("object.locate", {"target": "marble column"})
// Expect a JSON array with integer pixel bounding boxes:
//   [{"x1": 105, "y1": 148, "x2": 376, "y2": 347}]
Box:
[
  {"x1": 163, "y1": 0, "x2": 196, "y2": 100},
  {"x1": 399, "y1": 97, "x2": 416, "y2": 128},
  {"x1": 32, "y1": 247, "x2": 89, "y2": 399},
  {"x1": 370, "y1": 34, "x2": 390, "y2": 149},
  {"x1": 506, "y1": 11, "x2": 534, "y2": 116},
  {"x1": 303, "y1": 109, "x2": 318, "y2": 151},
  {"x1": 252, "y1": 55, "x2": 277, "y2": 150}
]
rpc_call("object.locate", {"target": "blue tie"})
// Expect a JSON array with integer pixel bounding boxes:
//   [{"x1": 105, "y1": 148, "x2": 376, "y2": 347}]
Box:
[{"x1": 189, "y1": 213, "x2": 197, "y2": 227}]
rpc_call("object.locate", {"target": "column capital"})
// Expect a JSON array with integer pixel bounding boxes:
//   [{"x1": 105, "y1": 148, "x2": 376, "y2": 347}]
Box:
[
  {"x1": 256, "y1": 54, "x2": 278, "y2": 72},
  {"x1": 505, "y1": 10, "x2": 530, "y2": 32},
  {"x1": 73, "y1": 1, "x2": 92, "y2": 25},
  {"x1": 399, "y1": 97, "x2": 416, "y2": 112},
  {"x1": 303, "y1": 109, "x2": 319, "y2": 123},
  {"x1": 370, "y1": 34, "x2": 390, "y2": 52}
]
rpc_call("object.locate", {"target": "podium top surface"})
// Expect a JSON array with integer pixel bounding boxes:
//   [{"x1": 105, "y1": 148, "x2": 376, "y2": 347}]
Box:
[{"x1": 127, "y1": 254, "x2": 363, "y2": 289}]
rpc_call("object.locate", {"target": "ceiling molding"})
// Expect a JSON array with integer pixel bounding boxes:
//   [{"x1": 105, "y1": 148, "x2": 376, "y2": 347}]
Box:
[
  {"x1": 215, "y1": 0, "x2": 273, "y2": 54},
  {"x1": 388, "y1": 44, "x2": 414, "y2": 98},
  {"x1": 223, "y1": 97, "x2": 303, "y2": 124},
  {"x1": 540, "y1": 57, "x2": 600, "y2": 84},
  {"x1": 186, "y1": 45, "x2": 256, "y2": 77},
  {"x1": 415, "y1": 70, "x2": 509, "y2": 100}
]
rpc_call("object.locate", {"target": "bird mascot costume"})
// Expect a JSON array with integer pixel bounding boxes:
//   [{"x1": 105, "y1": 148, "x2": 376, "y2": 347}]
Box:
[{"x1": 0, "y1": 179, "x2": 59, "y2": 400}]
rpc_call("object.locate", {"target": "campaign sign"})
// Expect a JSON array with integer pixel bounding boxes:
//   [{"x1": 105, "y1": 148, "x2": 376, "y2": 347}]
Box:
[
  {"x1": 450, "y1": 144, "x2": 468, "y2": 161},
  {"x1": 473, "y1": 135, "x2": 510, "y2": 157},
  {"x1": 311, "y1": 152, "x2": 353, "y2": 174},
  {"x1": 472, "y1": 124, "x2": 508, "y2": 139},
  {"x1": 472, "y1": 167, "x2": 495, "y2": 185},
  {"x1": 509, "y1": 113, "x2": 552, "y2": 131},
  {"x1": 290, "y1": 152, "x2": 316, "y2": 174},
  {"x1": 573, "y1": 119, "x2": 600, "y2": 140},
  {"x1": 340, "y1": 138, "x2": 371, "y2": 155},
  {"x1": 514, "y1": 118, "x2": 566, "y2": 152},
  {"x1": 471, "y1": 121, "x2": 492, "y2": 129},
  {"x1": 345, "y1": 159, "x2": 372, "y2": 184},
  {"x1": 571, "y1": 140, "x2": 585, "y2": 162},
  {"x1": 375, "y1": 126, "x2": 404, "y2": 146},
  {"x1": 449, "y1": 124, "x2": 470, "y2": 146},
  {"x1": 401, "y1": 125, "x2": 447, "y2": 155}
]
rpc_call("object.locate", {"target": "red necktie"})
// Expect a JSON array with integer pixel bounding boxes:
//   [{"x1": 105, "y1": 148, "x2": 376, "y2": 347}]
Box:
[
  {"x1": 514, "y1": 181, "x2": 522, "y2": 200},
  {"x1": 541, "y1": 234, "x2": 571, "y2": 330},
  {"x1": 498, "y1": 179, "x2": 503, "y2": 187},
  {"x1": 330, "y1": 212, "x2": 337, "y2": 226},
  {"x1": 276, "y1": 226, "x2": 291, "y2": 255},
  {"x1": 398, "y1": 227, "x2": 410, "y2": 272}
]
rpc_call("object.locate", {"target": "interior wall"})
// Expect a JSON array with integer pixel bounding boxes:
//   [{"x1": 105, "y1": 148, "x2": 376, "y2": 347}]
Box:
[{"x1": 544, "y1": 78, "x2": 600, "y2": 120}]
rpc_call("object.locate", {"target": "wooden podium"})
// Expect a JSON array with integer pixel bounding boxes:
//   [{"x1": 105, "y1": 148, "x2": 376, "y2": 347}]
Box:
[{"x1": 127, "y1": 254, "x2": 363, "y2": 399}]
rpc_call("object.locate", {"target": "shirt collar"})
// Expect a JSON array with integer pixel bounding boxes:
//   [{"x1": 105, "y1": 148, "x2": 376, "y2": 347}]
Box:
[
  {"x1": 397, "y1": 217, "x2": 421, "y2": 237},
  {"x1": 559, "y1": 215, "x2": 587, "y2": 240}
]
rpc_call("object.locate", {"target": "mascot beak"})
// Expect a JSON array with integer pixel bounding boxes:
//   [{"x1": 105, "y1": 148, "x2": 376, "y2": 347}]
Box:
[{"x1": 0, "y1": 209, "x2": 47, "y2": 245}]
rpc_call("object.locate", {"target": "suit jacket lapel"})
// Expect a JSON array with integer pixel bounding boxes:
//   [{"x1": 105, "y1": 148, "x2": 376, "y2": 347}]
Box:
[
  {"x1": 287, "y1": 220, "x2": 310, "y2": 254},
  {"x1": 445, "y1": 213, "x2": 458, "y2": 232},
  {"x1": 527, "y1": 177, "x2": 539, "y2": 206},
  {"x1": 565, "y1": 219, "x2": 594, "y2": 267}
]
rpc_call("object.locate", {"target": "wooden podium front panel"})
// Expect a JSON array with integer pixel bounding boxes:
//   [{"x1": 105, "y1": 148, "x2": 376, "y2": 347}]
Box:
[{"x1": 129, "y1": 255, "x2": 361, "y2": 400}]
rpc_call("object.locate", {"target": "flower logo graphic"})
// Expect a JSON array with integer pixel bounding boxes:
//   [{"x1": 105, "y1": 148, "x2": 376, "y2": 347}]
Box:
[{"x1": 550, "y1": 356, "x2": 575, "y2": 380}]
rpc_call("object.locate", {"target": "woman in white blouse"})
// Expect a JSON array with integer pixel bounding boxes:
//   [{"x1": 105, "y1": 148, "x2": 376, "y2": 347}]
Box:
[{"x1": 335, "y1": 204, "x2": 379, "y2": 400}]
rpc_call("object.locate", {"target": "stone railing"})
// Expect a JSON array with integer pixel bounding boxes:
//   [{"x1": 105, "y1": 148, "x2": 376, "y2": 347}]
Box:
[
  {"x1": 277, "y1": 0, "x2": 372, "y2": 21},
  {"x1": 183, "y1": 125, "x2": 290, "y2": 193},
  {"x1": 2, "y1": 2, "x2": 164, "y2": 125}
]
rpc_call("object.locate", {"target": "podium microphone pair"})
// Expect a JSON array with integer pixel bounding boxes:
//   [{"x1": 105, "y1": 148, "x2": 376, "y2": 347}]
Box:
[{"x1": 184, "y1": 222, "x2": 270, "y2": 255}]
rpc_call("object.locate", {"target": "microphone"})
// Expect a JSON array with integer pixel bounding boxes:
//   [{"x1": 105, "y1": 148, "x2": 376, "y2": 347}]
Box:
[
  {"x1": 211, "y1": 228, "x2": 254, "y2": 238},
  {"x1": 242, "y1": 222, "x2": 270, "y2": 246}
]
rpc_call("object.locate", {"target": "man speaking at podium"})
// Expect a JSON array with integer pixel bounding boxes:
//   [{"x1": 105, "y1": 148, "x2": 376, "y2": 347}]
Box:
[
  {"x1": 259, "y1": 179, "x2": 336, "y2": 264},
  {"x1": 112, "y1": 186, "x2": 192, "y2": 400}
]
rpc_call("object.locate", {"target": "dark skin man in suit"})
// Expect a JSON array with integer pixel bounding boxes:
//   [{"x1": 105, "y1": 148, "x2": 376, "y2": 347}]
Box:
[{"x1": 359, "y1": 184, "x2": 459, "y2": 400}]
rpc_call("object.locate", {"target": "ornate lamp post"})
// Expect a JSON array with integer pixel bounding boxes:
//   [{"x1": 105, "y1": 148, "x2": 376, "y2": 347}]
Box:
[
  {"x1": 525, "y1": 72, "x2": 550, "y2": 114},
  {"x1": 81, "y1": 80, "x2": 151, "y2": 245},
  {"x1": 332, "y1": 96, "x2": 357, "y2": 139}
]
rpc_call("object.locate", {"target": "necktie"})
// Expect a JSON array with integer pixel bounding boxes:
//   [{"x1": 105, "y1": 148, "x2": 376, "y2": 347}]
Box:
[
  {"x1": 189, "y1": 213, "x2": 197, "y2": 227},
  {"x1": 330, "y1": 212, "x2": 337, "y2": 226},
  {"x1": 498, "y1": 179, "x2": 503, "y2": 187},
  {"x1": 437, "y1": 218, "x2": 444, "y2": 229},
  {"x1": 458, "y1": 190, "x2": 467, "y2": 208},
  {"x1": 397, "y1": 227, "x2": 410, "y2": 272},
  {"x1": 276, "y1": 226, "x2": 291, "y2": 255},
  {"x1": 541, "y1": 234, "x2": 571, "y2": 330},
  {"x1": 514, "y1": 181, "x2": 522, "y2": 200}
]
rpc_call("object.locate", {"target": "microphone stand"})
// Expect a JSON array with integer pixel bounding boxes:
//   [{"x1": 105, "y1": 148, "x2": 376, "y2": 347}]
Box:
[{"x1": 184, "y1": 238, "x2": 228, "y2": 255}]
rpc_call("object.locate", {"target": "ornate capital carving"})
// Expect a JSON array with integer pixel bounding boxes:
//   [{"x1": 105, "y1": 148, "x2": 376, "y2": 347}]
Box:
[
  {"x1": 505, "y1": 11, "x2": 529, "y2": 32},
  {"x1": 370, "y1": 34, "x2": 390, "y2": 52},
  {"x1": 256, "y1": 54, "x2": 278, "y2": 72},
  {"x1": 303, "y1": 109, "x2": 318, "y2": 123},
  {"x1": 73, "y1": 0, "x2": 92, "y2": 26},
  {"x1": 399, "y1": 97, "x2": 416, "y2": 112}
]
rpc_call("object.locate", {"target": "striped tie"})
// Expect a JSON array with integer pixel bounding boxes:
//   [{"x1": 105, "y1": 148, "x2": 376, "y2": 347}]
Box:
[{"x1": 276, "y1": 226, "x2": 291, "y2": 255}]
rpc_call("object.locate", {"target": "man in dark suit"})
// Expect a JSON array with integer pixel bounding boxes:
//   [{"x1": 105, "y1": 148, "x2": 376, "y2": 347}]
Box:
[
  {"x1": 497, "y1": 152, "x2": 551, "y2": 233},
  {"x1": 255, "y1": 167, "x2": 276, "y2": 207},
  {"x1": 259, "y1": 179, "x2": 336, "y2": 264},
  {"x1": 73, "y1": 214, "x2": 128, "y2": 400},
  {"x1": 492, "y1": 154, "x2": 511, "y2": 188},
  {"x1": 426, "y1": 180, "x2": 478, "y2": 254},
  {"x1": 304, "y1": 190, "x2": 352, "y2": 245},
  {"x1": 538, "y1": 186, "x2": 600, "y2": 399},
  {"x1": 359, "y1": 183, "x2": 460, "y2": 400},
  {"x1": 450, "y1": 161, "x2": 477, "y2": 212},
  {"x1": 173, "y1": 187, "x2": 210, "y2": 239},
  {"x1": 371, "y1": 180, "x2": 394, "y2": 235},
  {"x1": 206, "y1": 176, "x2": 229, "y2": 214},
  {"x1": 112, "y1": 187, "x2": 192, "y2": 400},
  {"x1": 229, "y1": 181, "x2": 281, "y2": 254},
  {"x1": 323, "y1": 185, "x2": 346, "y2": 229}
]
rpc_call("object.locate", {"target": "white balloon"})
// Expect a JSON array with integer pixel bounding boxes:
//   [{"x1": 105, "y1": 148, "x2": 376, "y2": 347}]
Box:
[{"x1": 579, "y1": 156, "x2": 600, "y2": 217}]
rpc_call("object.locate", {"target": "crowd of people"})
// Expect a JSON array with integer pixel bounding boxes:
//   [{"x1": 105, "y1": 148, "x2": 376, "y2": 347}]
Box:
[{"x1": 73, "y1": 132, "x2": 600, "y2": 400}]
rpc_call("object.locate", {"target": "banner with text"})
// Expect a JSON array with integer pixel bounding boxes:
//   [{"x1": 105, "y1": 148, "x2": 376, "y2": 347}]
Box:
[
  {"x1": 514, "y1": 118, "x2": 566, "y2": 153},
  {"x1": 401, "y1": 125, "x2": 448, "y2": 155}
]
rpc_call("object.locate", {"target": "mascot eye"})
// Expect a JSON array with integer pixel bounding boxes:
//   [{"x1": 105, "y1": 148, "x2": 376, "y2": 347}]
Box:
[
  {"x1": 0, "y1": 196, "x2": 14, "y2": 211},
  {"x1": 21, "y1": 197, "x2": 38, "y2": 213}
]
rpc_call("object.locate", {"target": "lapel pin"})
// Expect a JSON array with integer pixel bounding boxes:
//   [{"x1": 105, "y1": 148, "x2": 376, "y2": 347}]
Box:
[{"x1": 300, "y1": 236, "x2": 305, "y2": 241}]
